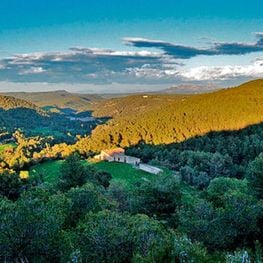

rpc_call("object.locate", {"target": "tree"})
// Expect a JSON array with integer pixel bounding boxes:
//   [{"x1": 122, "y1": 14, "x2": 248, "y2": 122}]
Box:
[
  {"x1": 67, "y1": 211, "x2": 133, "y2": 262},
  {"x1": 130, "y1": 174, "x2": 181, "y2": 226},
  {"x1": 178, "y1": 193, "x2": 262, "y2": 250},
  {"x1": 0, "y1": 188, "x2": 70, "y2": 262},
  {"x1": 63, "y1": 211, "x2": 174, "y2": 263},
  {"x1": 66, "y1": 183, "x2": 111, "y2": 226},
  {"x1": 107, "y1": 182, "x2": 130, "y2": 211},
  {"x1": 58, "y1": 152, "x2": 91, "y2": 191},
  {"x1": 88, "y1": 170, "x2": 112, "y2": 189},
  {"x1": 207, "y1": 177, "x2": 248, "y2": 207},
  {"x1": 171, "y1": 233, "x2": 208, "y2": 262},
  {"x1": 0, "y1": 171, "x2": 25, "y2": 200},
  {"x1": 247, "y1": 153, "x2": 263, "y2": 199}
]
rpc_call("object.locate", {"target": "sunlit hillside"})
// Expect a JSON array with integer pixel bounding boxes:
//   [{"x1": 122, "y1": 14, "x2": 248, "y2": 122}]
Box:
[
  {"x1": 80, "y1": 79, "x2": 263, "y2": 150},
  {"x1": 2, "y1": 90, "x2": 102, "y2": 112},
  {"x1": 0, "y1": 95, "x2": 43, "y2": 112}
]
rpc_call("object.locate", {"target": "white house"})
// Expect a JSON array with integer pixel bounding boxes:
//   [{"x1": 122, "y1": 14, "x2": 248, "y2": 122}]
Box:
[{"x1": 95, "y1": 148, "x2": 140, "y2": 165}]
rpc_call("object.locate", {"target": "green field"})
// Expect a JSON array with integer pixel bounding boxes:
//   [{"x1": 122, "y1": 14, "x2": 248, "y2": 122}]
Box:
[
  {"x1": 30, "y1": 160, "x2": 64, "y2": 184},
  {"x1": 92, "y1": 161, "x2": 156, "y2": 187},
  {"x1": 30, "y1": 160, "x2": 159, "y2": 187}
]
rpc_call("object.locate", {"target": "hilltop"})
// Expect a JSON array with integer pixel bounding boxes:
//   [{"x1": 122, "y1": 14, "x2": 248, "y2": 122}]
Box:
[
  {"x1": 156, "y1": 83, "x2": 219, "y2": 94},
  {"x1": 1, "y1": 90, "x2": 103, "y2": 112},
  {"x1": 0, "y1": 94, "x2": 104, "y2": 143},
  {"x1": 78, "y1": 79, "x2": 263, "y2": 150},
  {"x1": 0, "y1": 95, "x2": 42, "y2": 112}
]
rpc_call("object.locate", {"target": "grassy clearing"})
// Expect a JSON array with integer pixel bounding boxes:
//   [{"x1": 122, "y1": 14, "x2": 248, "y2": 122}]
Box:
[
  {"x1": 29, "y1": 160, "x2": 199, "y2": 201},
  {"x1": 92, "y1": 161, "x2": 156, "y2": 188},
  {"x1": 30, "y1": 160, "x2": 64, "y2": 184},
  {"x1": 30, "y1": 160, "x2": 159, "y2": 187}
]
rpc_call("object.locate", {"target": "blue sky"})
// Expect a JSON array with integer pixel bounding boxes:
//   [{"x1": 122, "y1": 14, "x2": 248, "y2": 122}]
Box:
[{"x1": 1, "y1": 0, "x2": 263, "y2": 93}]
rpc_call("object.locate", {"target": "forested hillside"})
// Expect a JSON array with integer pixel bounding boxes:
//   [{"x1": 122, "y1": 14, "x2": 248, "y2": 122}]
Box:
[
  {"x1": 80, "y1": 79, "x2": 263, "y2": 150},
  {"x1": 0, "y1": 95, "x2": 105, "y2": 143},
  {"x1": 1, "y1": 119, "x2": 263, "y2": 262},
  {"x1": 0, "y1": 95, "x2": 43, "y2": 112},
  {"x1": 1, "y1": 80, "x2": 263, "y2": 261},
  {"x1": 2, "y1": 90, "x2": 102, "y2": 112}
]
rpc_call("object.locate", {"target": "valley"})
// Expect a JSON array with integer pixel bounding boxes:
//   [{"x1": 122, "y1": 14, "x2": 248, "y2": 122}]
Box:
[
  {"x1": 2, "y1": 2, "x2": 263, "y2": 261},
  {"x1": 1, "y1": 79, "x2": 263, "y2": 262}
]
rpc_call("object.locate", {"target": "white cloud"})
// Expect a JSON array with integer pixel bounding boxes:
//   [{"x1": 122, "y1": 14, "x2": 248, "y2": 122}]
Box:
[
  {"x1": 19, "y1": 67, "x2": 46, "y2": 75},
  {"x1": 179, "y1": 60, "x2": 263, "y2": 81},
  {"x1": 1, "y1": 34, "x2": 263, "y2": 89}
]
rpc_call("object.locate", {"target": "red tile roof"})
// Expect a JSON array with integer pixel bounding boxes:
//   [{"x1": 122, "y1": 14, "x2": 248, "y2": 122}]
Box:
[{"x1": 102, "y1": 148, "x2": 125, "y2": 156}]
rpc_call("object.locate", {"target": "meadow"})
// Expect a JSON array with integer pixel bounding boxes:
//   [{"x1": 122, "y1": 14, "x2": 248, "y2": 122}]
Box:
[{"x1": 30, "y1": 160, "x2": 157, "y2": 187}]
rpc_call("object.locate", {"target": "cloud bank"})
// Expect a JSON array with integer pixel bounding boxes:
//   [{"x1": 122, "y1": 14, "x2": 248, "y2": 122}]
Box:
[
  {"x1": 0, "y1": 33, "x2": 263, "y2": 90},
  {"x1": 124, "y1": 33, "x2": 263, "y2": 58}
]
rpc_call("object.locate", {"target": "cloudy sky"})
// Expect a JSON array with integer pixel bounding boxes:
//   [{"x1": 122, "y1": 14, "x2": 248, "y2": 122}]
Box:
[{"x1": 1, "y1": 0, "x2": 263, "y2": 93}]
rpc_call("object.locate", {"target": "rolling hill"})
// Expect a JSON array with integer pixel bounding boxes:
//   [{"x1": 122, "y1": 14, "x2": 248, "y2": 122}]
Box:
[
  {"x1": 76, "y1": 79, "x2": 263, "y2": 150},
  {"x1": 156, "y1": 83, "x2": 219, "y2": 94},
  {"x1": 0, "y1": 95, "x2": 43, "y2": 112},
  {"x1": 0, "y1": 94, "x2": 103, "y2": 143},
  {"x1": 1, "y1": 90, "x2": 103, "y2": 112}
]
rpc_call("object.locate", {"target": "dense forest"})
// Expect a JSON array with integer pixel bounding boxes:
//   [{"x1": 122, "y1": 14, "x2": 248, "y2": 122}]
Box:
[
  {"x1": 1, "y1": 80, "x2": 263, "y2": 261},
  {"x1": 78, "y1": 79, "x2": 263, "y2": 150},
  {"x1": 1, "y1": 122, "x2": 263, "y2": 262}
]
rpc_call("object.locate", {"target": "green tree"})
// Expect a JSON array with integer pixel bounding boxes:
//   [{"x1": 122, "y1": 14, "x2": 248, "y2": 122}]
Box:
[
  {"x1": 247, "y1": 153, "x2": 263, "y2": 199},
  {"x1": 67, "y1": 211, "x2": 133, "y2": 262},
  {"x1": 107, "y1": 182, "x2": 130, "y2": 211},
  {"x1": 88, "y1": 170, "x2": 112, "y2": 189},
  {"x1": 178, "y1": 194, "x2": 262, "y2": 250},
  {"x1": 66, "y1": 183, "x2": 111, "y2": 226},
  {"x1": 207, "y1": 177, "x2": 248, "y2": 207},
  {"x1": 0, "y1": 171, "x2": 24, "y2": 200},
  {"x1": 63, "y1": 211, "x2": 174, "y2": 263},
  {"x1": 0, "y1": 188, "x2": 70, "y2": 262},
  {"x1": 58, "y1": 152, "x2": 91, "y2": 191},
  {"x1": 130, "y1": 174, "x2": 181, "y2": 226}
]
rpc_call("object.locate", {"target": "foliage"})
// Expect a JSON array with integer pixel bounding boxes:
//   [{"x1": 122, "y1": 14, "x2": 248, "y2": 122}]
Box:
[
  {"x1": 178, "y1": 190, "x2": 262, "y2": 250},
  {"x1": 225, "y1": 250, "x2": 251, "y2": 263},
  {"x1": 0, "y1": 188, "x2": 70, "y2": 262},
  {"x1": 66, "y1": 183, "x2": 112, "y2": 226},
  {"x1": 75, "y1": 80, "x2": 263, "y2": 151},
  {"x1": 63, "y1": 211, "x2": 173, "y2": 263},
  {"x1": 58, "y1": 153, "x2": 92, "y2": 191},
  {"x1": 1, "y1": 80, "x2": 263, "y2": 261},
  {"x1": 247, "y1": 153, "x2": 263, "y2": 199},
  {"x1": 130, "y1": 174, "x2": 182, "y2": 226}
]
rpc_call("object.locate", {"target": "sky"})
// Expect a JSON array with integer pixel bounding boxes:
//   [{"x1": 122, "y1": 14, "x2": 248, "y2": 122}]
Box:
[{"x1": 1, "y1": 0, "x2": 263, "y2": 93}]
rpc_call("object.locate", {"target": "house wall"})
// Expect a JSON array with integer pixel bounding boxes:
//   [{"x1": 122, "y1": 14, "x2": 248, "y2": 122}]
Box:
[
  {"x1": 108, "y1": 154, "x2": 140, "y2": 165},
  {"x1": 95, "y1": 150, "x2": 140, "y2": 165},
  {"x1": 125, "y1": 156, "x2": 140, "y2": 165},
  {"x1": 100, "y1": 151, "x2": 111, "y2": 160}
]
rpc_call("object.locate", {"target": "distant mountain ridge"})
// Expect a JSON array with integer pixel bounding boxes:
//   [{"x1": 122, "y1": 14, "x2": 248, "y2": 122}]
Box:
[{"x1": 157, "y1": 83, "x2": 219, "y2": 94}]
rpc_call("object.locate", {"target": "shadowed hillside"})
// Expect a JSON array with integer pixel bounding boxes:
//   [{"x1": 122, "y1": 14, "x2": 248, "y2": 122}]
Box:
[
  {"x1": 0, "y1": 94, "x2": 106, "y2": 143},
  {"x1": 77, "y1": 79, "x2": 263, "y2": 150}
]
